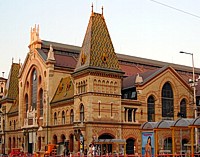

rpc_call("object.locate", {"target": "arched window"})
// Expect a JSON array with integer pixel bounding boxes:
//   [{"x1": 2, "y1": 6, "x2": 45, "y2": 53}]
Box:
[
  {"x1": 38, "y1": 137, "x2": 42, "y2": 151},
  {"x1": 128, "y1": 109, "x2": 133, "y2": 122},
  {"x1": 32, "y1": 69, "x2": 38, "y2": 110},
  {"x1": 114, "y1": 81, "x2": 117, "y2": 94},
  {"x1": 70, "y1": 109, "x2": 74, "y2": 124},
  {"x1": 3, "y1": 120, "x2": 5, "y2": 131},
  {"x1": 180, "y1": 99, "x2": 187, "y2": 118},
  {"x1": 147, "y1": 96, "x2": 155, "y2": 122},
  {"x1": 81, "y1": 81, "x2": 83, "y2": 93},
  {"x1": 162, "y1": 82, "x2": 174, "y2": 120},
  {"x1": 98, "y1": 102, "x2": 101, "y2": 116},
  {"x1": 102, "y1": 80, "x2": 105, "y2": 93},
  {"x1": 110, "y1": 81, "x2": 113, "y2": 94},
  {"x1": 94, "y1": 79, "x2": 97, "y2": 92},
  {"x1": 14, "y1": 120, "x2": 16, "y2": 130},
  {"x1": 98, "y1": 80, "x2": 101, "y2": 92},
  {"x1": 111, "y1": 103, "x2": 113, "y2": 117},
  {"x1": 106, "y1": 81, "x2": 109, "y2": 93},
  {"x1": 39, "y1": 89, "x2": 43, "y2": 117},
  {"x1": 80, "y1": 104, "x2": 84, "y2": 122},
  {"x1": 1, "y1": 87, "x2": 3, "y2": 93},
  {"x1": 54, "y1": 112, "x2": 57, "y2": 125},
  {"x1": 62, "y1": 111, "x2": 65, "y2": 124},
  {"x1": 78, "y1": 82, "x2": 81, "y2": 94},
  {"x1": 83, "y1": 80, "x2": 86, "y2": 93},
  {"x1": 25, "y1": 94, "x2": 28, "y2": 113},
  {"x1": 13, "y1": 137, "x2": 16, "y2": 148}
]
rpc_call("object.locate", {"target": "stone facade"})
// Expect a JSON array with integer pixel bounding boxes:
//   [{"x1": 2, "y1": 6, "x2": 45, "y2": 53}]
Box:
[{"x1": 0, "y1": 9, "x2": 199, "y2": 156}]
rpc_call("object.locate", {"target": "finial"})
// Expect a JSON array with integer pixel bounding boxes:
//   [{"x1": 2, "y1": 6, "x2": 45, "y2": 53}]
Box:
[
  {"x1": 12, "y1": 57, "x2": 14, "y2": 63},
  {"x1": 102, "y1": 6, "x2": 104, "y2": 16},
  {"x1": 19, "y1": 58, "x2": 21, "y2": 64},
  {"x1": 37, "y1": 25, "x2": 39, "y2": 35},
  {"x1": 2, "y1": 72, "x2": 5, "y2": 78},
  {"x1": 91, "y1": 3, "x2": 94, "y2": 16},
  {"x1": 91, "y1": 3, "x2": 93, "y2": 13}
]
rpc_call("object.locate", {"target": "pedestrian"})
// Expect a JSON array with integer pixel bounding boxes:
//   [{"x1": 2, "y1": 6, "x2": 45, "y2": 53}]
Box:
[{"x1": 87, "y1": 144, "x2": 93, "y2": 157}]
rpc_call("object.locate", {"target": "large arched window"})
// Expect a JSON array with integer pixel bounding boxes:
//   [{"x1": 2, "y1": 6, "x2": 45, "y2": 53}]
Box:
[
  {"x1": 147, "y1": 96, "x2": 155, "y2": 122},
  {"x1": 180, "y1": 99, "x2": 187, "y2": 118},
  {"x1": 80, "y1": 104, "x2": 84, "y2": 122},
  {"x1": 70, "y1": 109, "x2": 74, "y2": 124},
  {"x1": 162, "y1": 82, "x2": 174, "y2": 120},
  {"x1": 32, "y1": 69, "x2": 38, "y2": 110},
  {"x1": 39, "y1": 89, "x2": 43, "y2": 117}
]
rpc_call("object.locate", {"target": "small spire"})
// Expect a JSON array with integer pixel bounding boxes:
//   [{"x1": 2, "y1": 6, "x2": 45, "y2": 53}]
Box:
[
  {"x1": 12, "y1": 57, "x2": 14, "y2": 63},
  {"x1": 91, "y1": 3, "x2": 94, "y2": 16},
  {"x1": 101, "y1": 6, "x2": 104, "y2": 18},
  {"x1": 19, "y1": 58, "x2": 21, "y2": 64},
  {"x1": 37, "y1": 24, "x2": 39, "y2": 37},
  {"x1": 2, "y1": 72, "x2": 5, "y2": 78}
]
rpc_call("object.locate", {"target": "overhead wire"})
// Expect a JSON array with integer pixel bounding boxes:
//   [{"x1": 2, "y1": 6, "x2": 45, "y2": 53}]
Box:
[{"x1": 148, "y1": 0, "x2": 200, "y2": 19}]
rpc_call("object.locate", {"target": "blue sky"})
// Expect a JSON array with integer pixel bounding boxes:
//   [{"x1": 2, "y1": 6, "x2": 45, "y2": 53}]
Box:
[{"x1": 0, "y1": 0, "x2": 200, "y2": 78}]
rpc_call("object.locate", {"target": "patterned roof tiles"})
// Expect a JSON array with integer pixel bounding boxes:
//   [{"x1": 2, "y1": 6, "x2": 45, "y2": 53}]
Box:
[
  {"x1": 51, "y1": 76, "x2": 74, "y2": 104},
  {"x1": 3, "y1": 63, "x2": 20, "y2": 100},
  {"x1": 75, "y1": 12, "x2": 121, "y2": 72}
]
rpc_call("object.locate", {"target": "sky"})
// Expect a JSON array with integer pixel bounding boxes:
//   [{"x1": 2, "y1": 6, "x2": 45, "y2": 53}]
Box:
[{"x1": 0, "y1": 0, "x2": 200, "y2": 78}]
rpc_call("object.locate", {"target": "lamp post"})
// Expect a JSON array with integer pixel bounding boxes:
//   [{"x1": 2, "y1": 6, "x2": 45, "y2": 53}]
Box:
[{"x1": 179, "y1": 51, "x2": 198, "y2": 153}]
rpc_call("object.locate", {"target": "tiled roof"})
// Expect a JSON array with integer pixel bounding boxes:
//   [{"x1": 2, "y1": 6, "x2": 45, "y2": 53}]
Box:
[
  {"x1": 122, "y1": 68, "x2": 159, "y2": 89},
  {"x1": 42, "y1": 40, "x2": 80, "y2": 53},
  {"x1": 8, "y1": 98, "x2": 19, "y2": 115},
  {"x1": 37, "y1": 48, "x2": 77, "y2": 69},
  {"x1": 51, "y1": 76, "x2": 74, "y2": 104},
  {"x1": 75, "y1": 12, "x2": 122, "y2": 73},
  {"x1": 122, "y1": 65, "x2": 193, "y2": 90},
  {"x1": 3, "y1": 63, "x2": 20, "y2": 100}
]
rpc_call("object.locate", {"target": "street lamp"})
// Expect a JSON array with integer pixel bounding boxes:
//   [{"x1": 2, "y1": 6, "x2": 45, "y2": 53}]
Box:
[
  {"x1": 179, "y1": 51, "x2": 197, "y2": 116},
  {"x1": 179, "y1": 51, "x2": 198, "y2": 153}
]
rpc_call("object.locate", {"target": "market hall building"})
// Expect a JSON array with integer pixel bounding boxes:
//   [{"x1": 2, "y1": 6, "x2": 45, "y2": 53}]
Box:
[{"x1": 0, "y1": 8, "x2": 200, "y2": 156}]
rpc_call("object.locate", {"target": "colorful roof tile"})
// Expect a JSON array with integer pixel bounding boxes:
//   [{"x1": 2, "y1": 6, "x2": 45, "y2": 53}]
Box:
[
  {"x1": 75, "y1": 12, "x2": 121, "y2": 72},
  {"x1": 51, "y1": 76, "x2": 74, "y2": 104},
  {"x1": 3, "y1": 63, "x2": 20, "y2": 100}
]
